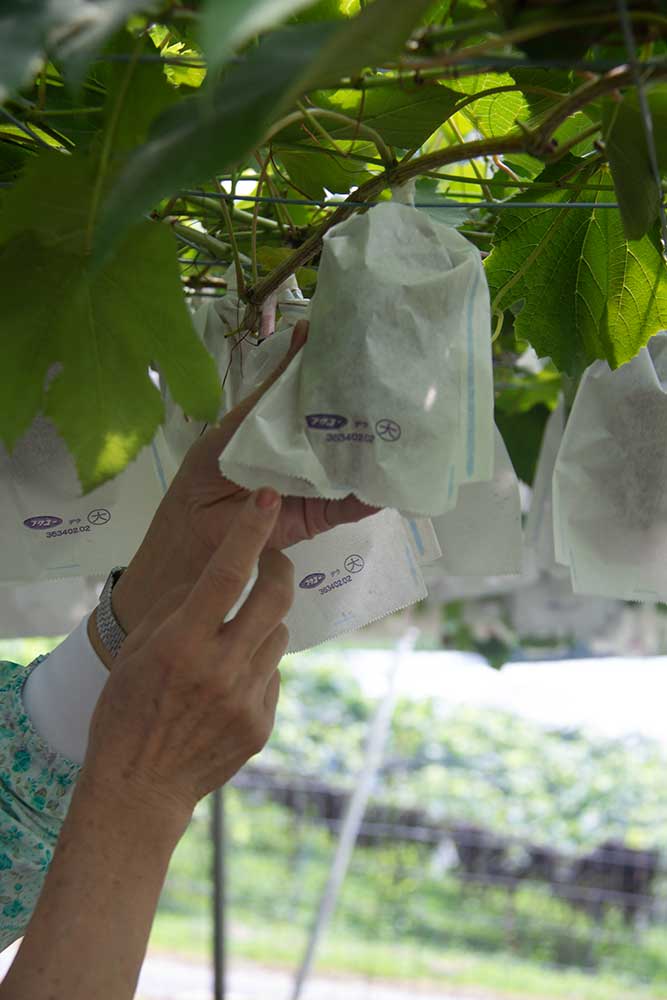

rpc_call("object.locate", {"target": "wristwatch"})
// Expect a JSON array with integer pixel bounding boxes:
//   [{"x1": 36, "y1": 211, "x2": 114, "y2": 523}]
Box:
[{"x1": 96, "y1": 566, "x2": 127, "y2": 659}]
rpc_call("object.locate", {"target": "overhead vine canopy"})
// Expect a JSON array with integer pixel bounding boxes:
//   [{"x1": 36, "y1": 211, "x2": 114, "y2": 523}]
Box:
[{"x1": 1, "y1": 0, "x2": 666, "y2": 491}]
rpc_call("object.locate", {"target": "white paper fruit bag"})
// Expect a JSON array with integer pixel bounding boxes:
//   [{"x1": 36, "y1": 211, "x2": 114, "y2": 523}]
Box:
[
  {"x1": 219, "y1": 199, "x2": 494, "y2": 516},
  {"x1": 554, "y1": 333, "x2": 667, "y2": 601},
  {"x1": 430, "y1": 426, "x2": 522, "y2": 576}
]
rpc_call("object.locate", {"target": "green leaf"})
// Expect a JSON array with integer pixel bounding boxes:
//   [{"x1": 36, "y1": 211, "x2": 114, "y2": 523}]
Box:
[
  {"x1": 276, "y1": 142, "x2": 373, "y2": 198},
  {"x1": 413, "y1": 178, "x2": 474, "y2": 226},
  {"x1": 0, "y1": 139, "x2": 34, "y2": 182},
  {"x1": 16, "y1": 74, "x2": 105, "y2": 151},
  {"x1": 293, "y1": 0, "x2": 437, "y2": 93},
  {"x1": 0, "y1": 153, "x2": 220, "y2": 491},
  {"x1": 100, "y1": 37, "x2": 182, "y2": 160},
  {"x1": 306, "y1": 83, "x2": 463, "y2": 147},
  {"x1": 95, "y1": 23, "x2": 337, "y2": 256},
  {"x1": 200, "y1": 0, "x2": 323, "y2": 73},
  {"x1": 603, "y1": 87, "x2": 667, "y2": 241},
  {"x1": 484, "y1": 162, "x2": 667, "y2": 374},
  {"x1": 0, "y1": 149, "x2": 91, "y2": 249},
  {"x1": 457, "y1": 72, "x2": 528, "y2": 137},
  {"x1": 495, "y1": 404, "x2": 550, "y2": 486},
  {"x1": 256, "y1": 246, "x2": 317, "y2": 289},
  {"x1": 0, "y1": 122, "x2": 65, "y2": 150},
  {"x1": 96, "y1": 3, "x2": 435, "y2": 255},
  {"x1": 499, "y1": 3, "x2": 602, "y2": 60},
  {"x1": 148, "y1": 25, "x2": 207, "y2": 89},
  {"x1": 495, "y1": 370, "x2": 562, "y2": 415},
  {"x1": 0, "y1": 0, "x2": 149, "y2": 99},
  {"x1": 290, "y1": 0, "x2": 352, "y2": 21}
]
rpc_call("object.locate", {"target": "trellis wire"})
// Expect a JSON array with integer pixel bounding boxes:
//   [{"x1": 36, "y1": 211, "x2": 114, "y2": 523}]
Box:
[
  {"x1": 0, "y1": 181, "x2": 622, "y2": 209},
  {"x1": 179, "y1": 189, "x2": 621, "y2": 211},
  {"x1": 616, "y1": 0, "x2": 667, "y2": 261},
  {"x1": 93, "y1": 51, "x2": 667, "y2": 76}
]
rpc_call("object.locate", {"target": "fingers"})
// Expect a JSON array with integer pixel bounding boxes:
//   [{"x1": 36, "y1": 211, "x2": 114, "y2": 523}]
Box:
[
  {"x1": 230, "y1": 550, "x2": 294, "y2": 656},
  {"x1": 252, "y1": 625, "x2": 289, "y2": 684},
  {"x1": 263, "y1": 667, "x2": 281, "y2": 719},
  {"x1": 179, "y1": 489, "x2": 282, "y2": 633},
  {"x1": 119, "y1": 584, "x2": 191, "y2": 658},
  {"x1": 323, "y1": 496, "x2": 381, "y2": 532}
]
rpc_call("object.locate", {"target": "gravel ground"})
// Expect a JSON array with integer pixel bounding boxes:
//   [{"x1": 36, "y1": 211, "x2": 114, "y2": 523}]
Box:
[{"x1": 135, "y1": 951, "x2": 477, "y2": 1000}]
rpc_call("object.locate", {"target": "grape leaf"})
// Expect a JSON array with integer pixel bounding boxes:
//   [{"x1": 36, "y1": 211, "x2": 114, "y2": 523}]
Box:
[
  {"x1": 0, "y1": 139, "x2": 33, "y2": 182},
  {"x1": 148, "y1": 26, "x2": 207, "y2": 89},
  {"x1": 495, "y1": 370, "x2": 562, "y2": 415},
  {"x1": 0, "y1": 0, "x2": 149, "y2": 99},
  {"x1": 200, "y1": 0, "x2": 322, "y2": 72},
  {"x1": 0, "y1": 153, "x2": 220, "y2": 491},
  {"x1": 457, "y1": 72, "x2": 528, "y2": 137},
  {"x1": 603, "y1": 87, "x2": 667, "y2": 241},
  {"x1": 100, "y1": 37, "x2": 182, "y2": 159},
  {"x1": 94, "y1": 23, "x2": 336, "y2": 257},
  {"x1": 275, "y1": 142, "x2": 374, "y2": 198},
  {"x1": 96, "y1": 2, "x2": 435, "y2": 256},
  {"x1": 294, "y1": 0, "x2": 436, "y2": 93},
  {"x1": 305, "y1": 84, "x2": 463, "y2": 147},
  {"x1": 484, "y1": 163, "x2": 667, "y2": 374},
  {"x1": 496, "y1": 405, "x2": 550, "y2": 485}
]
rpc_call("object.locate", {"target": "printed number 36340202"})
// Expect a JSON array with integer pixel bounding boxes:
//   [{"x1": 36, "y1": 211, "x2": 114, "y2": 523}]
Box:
[{"x1": 326, "y1": 432, "x2": 374, "y2": 443}]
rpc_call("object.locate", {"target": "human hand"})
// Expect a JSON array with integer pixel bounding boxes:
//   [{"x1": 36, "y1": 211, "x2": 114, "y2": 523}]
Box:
[
  {"x1": 174, "y1": 321, "x2": 376, "y2": 551},
  {"x1": 83, "y1": 489, "x2": 292, "y2": 820},
  {"x1": 109, "y1": 320, "x2": 377, "y2": 642}
]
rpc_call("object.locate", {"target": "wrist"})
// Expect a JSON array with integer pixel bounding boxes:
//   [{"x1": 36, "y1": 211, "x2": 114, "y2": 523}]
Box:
[{"x1": 74, "y1": 765, "x2": 192, "y2": 850}]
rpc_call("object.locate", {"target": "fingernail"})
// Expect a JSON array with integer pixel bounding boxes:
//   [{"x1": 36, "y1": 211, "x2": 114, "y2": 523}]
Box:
[{"x1": 255, "y1": 488, "x2": 280, "y2": 511}]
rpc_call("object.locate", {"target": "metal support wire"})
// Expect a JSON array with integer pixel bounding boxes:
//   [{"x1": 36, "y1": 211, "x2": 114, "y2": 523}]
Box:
[
  {"x1": 616, "y1": 0, "x2": 667, "y2": 261},
  {"x1": 291, "y1": 628, "x2": 420, "y2": 1000},
  {"x1": 179, "y1": 189, "x2": 620, "y2": 211},
  {"x1": 211, "y1": 788, "x2": 226, "y2": 1000},
  {"x1": 90, "y1": 52, "x2": 667, "y2": 75}
]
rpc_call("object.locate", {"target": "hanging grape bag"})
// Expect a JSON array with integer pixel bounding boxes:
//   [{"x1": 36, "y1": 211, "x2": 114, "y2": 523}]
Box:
[
  {"x1": 219, "y1": 193, "x2": 494, "y2": 517},
  {"x1": 554, "y1": 333, "x2": 667, "y2": 601}
]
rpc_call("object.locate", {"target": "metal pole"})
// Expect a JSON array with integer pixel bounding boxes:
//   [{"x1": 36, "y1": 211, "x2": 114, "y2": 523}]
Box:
[
  {"x1": 211, "y1": 787, "x2": 226, "y2": 1000},
  {"x1": 291, "y1": 627, "x2": 420, "y2": 1000}
]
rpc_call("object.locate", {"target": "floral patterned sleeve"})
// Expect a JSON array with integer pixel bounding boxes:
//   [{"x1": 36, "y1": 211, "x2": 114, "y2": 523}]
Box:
[{"x1": 0, "y1": 657, "x2": 81, "y2": 950}]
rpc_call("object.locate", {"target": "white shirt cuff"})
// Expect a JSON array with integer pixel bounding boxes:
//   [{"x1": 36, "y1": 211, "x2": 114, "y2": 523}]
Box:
[{"x1": 22, "y1": 616, "x2": 109, "y2": 765}]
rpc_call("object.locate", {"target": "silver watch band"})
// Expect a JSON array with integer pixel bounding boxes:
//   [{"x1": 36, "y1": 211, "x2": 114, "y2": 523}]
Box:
[{"x1": 96, "y1": 566, "x2": 127, "y2": 659}]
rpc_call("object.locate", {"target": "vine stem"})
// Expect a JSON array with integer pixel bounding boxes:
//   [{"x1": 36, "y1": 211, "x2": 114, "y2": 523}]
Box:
[
  {"x1": 252, "y1": 152, "x2": 271, "y2": 285},
  {"x1": 447, "y1": 117, "x2": 493, "y2": 202},
  {"x1": 180, "y1": 193, "x2": 277, "y2": 230},
  {"x1": 407, "y1": 9, "x2": 667, "y2": 71},
  {"x1": 245, "y1": 61, "x2": 667, "y2": 328},
  {"x1": 169, "y1": 220, "x2": 251, "y2": 265},
  {"x1": 243, "y1": 58, "x2": 667, "y2": 326},
  {"x1": 244, "y1": 133, "x2": 524, "y2": 324},
  {"x1": 217, "y1": 179, "x2": 247, "y2": 299},
  {"x1": 265, "y1": 107, "x2": 395, "y2": 168}
]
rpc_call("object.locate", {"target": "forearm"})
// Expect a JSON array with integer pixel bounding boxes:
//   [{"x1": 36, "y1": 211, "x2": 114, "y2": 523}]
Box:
[{"x1": 0, "y1": 771, "x2": 189, "y2": 1000}]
